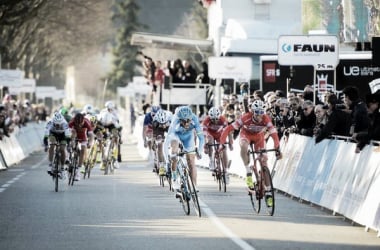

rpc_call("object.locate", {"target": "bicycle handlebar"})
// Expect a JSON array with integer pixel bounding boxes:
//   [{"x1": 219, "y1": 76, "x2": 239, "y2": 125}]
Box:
[{"x1": 249, "y1": 148, "x2": 279, "y2": 154}]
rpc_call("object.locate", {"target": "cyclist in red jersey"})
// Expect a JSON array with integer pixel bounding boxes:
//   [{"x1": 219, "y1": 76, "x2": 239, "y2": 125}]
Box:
[
  {"x1": 219, "y1": 100, "x2": 281, "y2": 189},
  {"x1": 202, "y1": 107, "x2": 233, "y2": 180},
  {"x1": 68, "y1": 113, "x2": 94, "y2": 181}
]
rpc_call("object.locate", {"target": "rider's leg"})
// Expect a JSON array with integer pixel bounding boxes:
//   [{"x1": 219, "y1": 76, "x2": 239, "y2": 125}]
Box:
[{"x1": 187, "y1": 154, "x2": 197, "y2": 186}]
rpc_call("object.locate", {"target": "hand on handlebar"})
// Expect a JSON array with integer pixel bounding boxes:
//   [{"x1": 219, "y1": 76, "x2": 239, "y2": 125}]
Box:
[
  {"x1": 275, "y1": 148, "x2": 282, "y2": 160},
  {"x1": 218, "y1": 144, "x2": 225, "y2": 153},
  {"x1": 195, "y1": 147, "x2": 202, "y2": 160}
]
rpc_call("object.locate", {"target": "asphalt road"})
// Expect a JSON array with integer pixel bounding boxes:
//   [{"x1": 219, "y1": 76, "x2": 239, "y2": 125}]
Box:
[{"x1": 0, "y1": 142, "x2": 378, "y2": 250}]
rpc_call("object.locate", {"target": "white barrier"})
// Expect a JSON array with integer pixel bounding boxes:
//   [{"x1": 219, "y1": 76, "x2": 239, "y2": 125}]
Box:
[
  {"x1": 0, "y1": 122, "x2": 45, "y2": 169},
  {"x1": 273, "y1": 134, "x2": 380, "y2": 235}
]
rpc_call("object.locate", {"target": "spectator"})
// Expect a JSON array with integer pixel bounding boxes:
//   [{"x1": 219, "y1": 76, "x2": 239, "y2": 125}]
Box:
[
  {"x1": 315, "y1": 94, "x2": 352, "y2": 144},
  {"x1": 196, "y1": 61, "x2": 210, "y2": 84},
  {"x1": 296, "y1": 100, "x2": 316, "y2": 136},
  {"x1": 313, "y1": 104, "x2": 328, "y2": 136},
  {"x1": 342, "y1": 86, "x2": 370, "y2": 152},
  {"x1": 172, "y1": 58, "x2": 184, "y2": 84},
  {"x1": 288, "y1": 96, "x2": 303, "y2": 125},
  {"x1": 355, "y1": 92, "x2": 380, "y2": 150},
  {"x1": 182, "y1": 60, "x2": 197, "y2": 83}
]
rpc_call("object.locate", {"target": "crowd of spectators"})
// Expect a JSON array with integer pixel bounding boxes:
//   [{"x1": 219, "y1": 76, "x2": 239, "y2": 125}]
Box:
[
  {"x1": 0, "y1": 93, "x2": 49, "y2": 140},
  {"x1": 213, "y1": 84, "x2": 380, "y2": 153}
]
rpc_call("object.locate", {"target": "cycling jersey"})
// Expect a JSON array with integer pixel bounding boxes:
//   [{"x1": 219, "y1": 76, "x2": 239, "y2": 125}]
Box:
[
  {"x1": 220, "y1": 112, "x2": 279, "y2": 149},
  {"x1": 164, "y1": 113, "x2": 204, "y2": 162},
  {"x1": 68, "y1": 118, "x2": 93, "y2": 142},
  {"x1": 202, "y1": 115, "x2": 228, "y2": 142}
]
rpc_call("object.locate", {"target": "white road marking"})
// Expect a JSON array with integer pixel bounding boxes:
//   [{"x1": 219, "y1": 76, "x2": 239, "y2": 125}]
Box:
[{"x1": 199, "y1": 198, "x2": 256, "y2": 250}]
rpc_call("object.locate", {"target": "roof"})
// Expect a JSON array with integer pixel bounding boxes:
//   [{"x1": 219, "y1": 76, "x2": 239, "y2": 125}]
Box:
[
  {"x1": 130, "y1": 32, "x2": 213, "y2": 53},
  {"x1": 221, "y1": 18, "x2": 302, "y2": 55}
]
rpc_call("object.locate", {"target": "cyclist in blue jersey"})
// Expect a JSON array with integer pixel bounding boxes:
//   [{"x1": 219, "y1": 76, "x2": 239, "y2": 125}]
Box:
[{"x1": 164, "y1": 106, "x2": 204, "y2": 190}]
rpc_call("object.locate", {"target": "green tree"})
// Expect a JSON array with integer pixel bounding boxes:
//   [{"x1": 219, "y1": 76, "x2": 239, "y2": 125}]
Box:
[{"x1": 108, "y1": 0, "x2": 145, "y2": 92}]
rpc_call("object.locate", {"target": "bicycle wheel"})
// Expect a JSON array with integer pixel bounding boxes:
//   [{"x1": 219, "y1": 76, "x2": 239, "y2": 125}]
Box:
[
  {"x1": 249, "y1": 170, "x2": 261, "y2": 214},
  {"x1": 187, "y1": 173, "x2": 201, "y2": 217},
  {"x1": 220, "y1": 154, "x2": 227, "y2": 193},
  {"x1": 53, "y1": 164, "x2": 59, "y2": 192},
  {"x1": 166, "y1": 166, "x2": 172, "y2": 192},
  {"x1": 214, "y1": 155, "x2": 222, "y2": 191},
  {"x1": 262, "y1": 166, "x2": 275, "y2": 216},
  {"x1": 69, "y1": 153, "x2": 78, "y2": 186}
]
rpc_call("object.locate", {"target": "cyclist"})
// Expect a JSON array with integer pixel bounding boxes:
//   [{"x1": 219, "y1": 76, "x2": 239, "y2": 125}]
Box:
[
  {"x1": 43, "y1": 111, "x2": 72, "y2": 178},
  {"x1": 163, "y1": 106, "x2": 204, "y2": 191},
  {"x1": 152, "y1": 109, "x2": 172, "y2": 176},
  {"x1": 202, "y1": 107, "x2": 233, "y2": 182},
  {"x1": 98, "y1": 101, "x2": 122, "y2": 168},
  {"x1": 142, "y1": 105, "x2": 161, "y2": 172},
  {"x1": 219, "y1": 100, "x2": 281, "y2": 205},
  {"x1": 68, "y1": 112, "x2": 94, "y2": 181}
]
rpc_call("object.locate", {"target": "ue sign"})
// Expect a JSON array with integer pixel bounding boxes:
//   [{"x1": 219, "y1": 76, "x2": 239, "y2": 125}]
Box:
[{"x1": 278, "y1": 35, "x2": 339, "y2": 68}]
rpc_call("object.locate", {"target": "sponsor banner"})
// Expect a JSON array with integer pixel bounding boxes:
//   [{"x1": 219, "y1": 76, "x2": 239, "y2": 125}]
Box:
[{"x1": 278, "y1": 35, "x2": 339, "y2": 67}]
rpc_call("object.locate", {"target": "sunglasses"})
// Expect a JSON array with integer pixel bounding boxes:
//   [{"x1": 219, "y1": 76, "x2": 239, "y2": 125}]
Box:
[
  {"x1": 254, "y1": 109, "x2": 265, "y2": 115},
  {"x1": 180, "y1": 119, "x2": 191, "y2": 124},
  {"x1": 303, "y1": 107, "x2": 310, "y2": 111}
]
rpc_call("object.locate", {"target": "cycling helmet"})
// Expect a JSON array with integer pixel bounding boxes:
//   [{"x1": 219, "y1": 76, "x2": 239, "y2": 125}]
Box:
[
  {"x1": 250, "y1": 100, "x2": 265, "y2": 114},
  {"x1": 155, "y1": 110, "x2": 170, "y2": 124},
  {"x1": 105, "y1": 101, "x2": 115, "y2": 110},
  {"x1": 60, "y1": 107, "x2": 69, "y2": 116},
  {"x1": 52, "y1": 112, "x2": 65, "y2": 125},
  {"x1": 208, "y1": 107, "x2": 221, "y2": 120},
  {"x1": 150, "y1": 105, "x2": 161, "y2": 114},
  {"x1": 83, "y1": 104, "x2": 94, "y2": 114},
  {"x1": 176, "y1": 106, "x2": 193, "y2": 120}
]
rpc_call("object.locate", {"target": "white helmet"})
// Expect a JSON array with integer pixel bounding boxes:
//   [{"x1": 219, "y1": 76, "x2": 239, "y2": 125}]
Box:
[
  {"x1": 105, "y1": 101, "x2": 115, "y2": 110},
  {"x1": 83, "y1": 104, "x2": 94, "y2": 114},
  {"x1": 155, "y1": 110, "x2": 170, "y2": 124},
  {"x1": 208, "y1": 107, "x2": 221, "y2": 120},
  {"x1": 52, "y1": 112, "x2": 65, "y2": 125},
  {"x1": 250, "y1": 100, "x2": 265, "y2": 114}
]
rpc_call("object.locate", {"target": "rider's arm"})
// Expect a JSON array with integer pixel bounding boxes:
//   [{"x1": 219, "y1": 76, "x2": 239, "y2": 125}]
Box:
[{"x1": 193, "y1": 115, "x2": 204, "y2": 151}]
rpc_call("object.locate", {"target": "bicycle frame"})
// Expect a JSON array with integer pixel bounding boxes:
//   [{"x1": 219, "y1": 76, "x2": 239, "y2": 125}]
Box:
[
  {"x1": 208, "y1": 141, "x2": 229, "y2": 192},
  {"x1": 68, "y1": 139, "x2": 80, "y2": 186}
]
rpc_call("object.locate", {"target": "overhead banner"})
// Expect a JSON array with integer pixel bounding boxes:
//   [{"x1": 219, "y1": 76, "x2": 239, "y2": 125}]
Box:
[{"x1": 278, "y1": 35, "x2": 339, "y2": 68}]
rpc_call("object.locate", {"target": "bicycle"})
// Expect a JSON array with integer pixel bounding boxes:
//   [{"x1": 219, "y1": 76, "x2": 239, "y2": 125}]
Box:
[
  {"x1": 173, "y1": 148, "x2": 201, "y2": 217},
  {"x1": 208, "y1": 141, "x2": 231, "y2": 192},
  {"x1": 50, "y1": 142, "x2": 65, "y2": 192},
  {"x1": 68, "y1": 139, "x2": 80, "y2": 186},
  {"x1": 247, "y1": 144, "x2": 279, "y2": 216}
]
